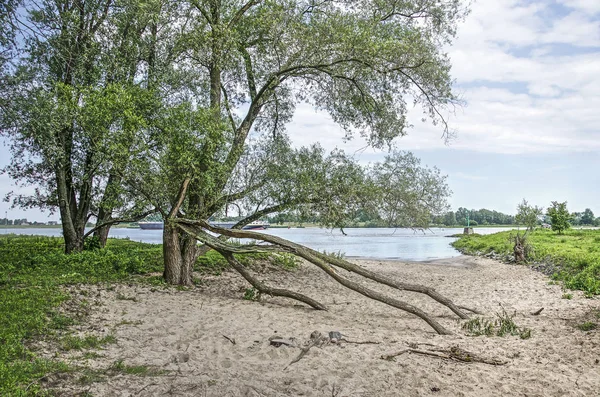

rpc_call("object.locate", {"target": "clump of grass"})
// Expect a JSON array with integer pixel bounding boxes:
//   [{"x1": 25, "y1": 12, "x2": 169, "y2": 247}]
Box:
[
  {"x1": 462, "y1": 307, "x2": 532, "y2": 339},
  {"x1": 61, "y1": 334, "x2": 117, "y2": 351},
  {"x1": 243, "y1": 287, "x2": 259, "y2": 301},
  {"x1": 323, "y1": 250, "x2": 346, "y2": 260},
  {"x1": 577, "y1": 322, "x2": 597, "y2": 331},
  {"x1": 270, "y1": 253, "x2": 300, "y2": 270},
  {"x1": 562, "y1": 293, "x2": 573, "y2": 299}
]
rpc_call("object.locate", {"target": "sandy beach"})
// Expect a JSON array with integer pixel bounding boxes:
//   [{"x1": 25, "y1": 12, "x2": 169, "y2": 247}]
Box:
[{"x1": 47, "y1": 256, "x2": 600, "y2": 396}]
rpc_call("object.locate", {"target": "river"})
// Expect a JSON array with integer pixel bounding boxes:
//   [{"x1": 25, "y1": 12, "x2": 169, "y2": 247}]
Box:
[{"x1": 2, "y1": 226, "x2": 516, "y2": 261}]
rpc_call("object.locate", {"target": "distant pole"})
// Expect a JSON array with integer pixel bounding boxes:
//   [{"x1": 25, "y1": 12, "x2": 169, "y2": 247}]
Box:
[{"x1": 4, "y1": 211, "x2": 7, "y2": 234}]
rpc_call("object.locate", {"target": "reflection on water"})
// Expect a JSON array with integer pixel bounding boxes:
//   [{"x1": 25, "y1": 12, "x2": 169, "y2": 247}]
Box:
[{"x1": 2, "y1": 226, "x2": 517, "y2": 261}]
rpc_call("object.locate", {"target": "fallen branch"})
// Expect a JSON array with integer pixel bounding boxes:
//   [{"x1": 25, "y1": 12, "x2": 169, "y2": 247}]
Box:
[
  {"x1": 531, "y1": 307, "x2": 544, "y2": 316},
  {"x1": 341, "y1": 339, "x2": 380, "y2": 345},
  {"x1": 285, "y1": 331, "x2": 329, "y2": 369},
  {"x1": 222, "y1": 334, "x2": 236, "y2": 345},
  {"x1": 458, "y1": 305, "x2": 484, "y2": 315},
  {"x1": 381, "y1": 345, "x2": 508, "y2": 366}
]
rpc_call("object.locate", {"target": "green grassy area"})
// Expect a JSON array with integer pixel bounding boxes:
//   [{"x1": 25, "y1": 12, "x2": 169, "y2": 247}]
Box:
[
  {"x1": 0, "y1": 235, "x2": 165, "y2": 396},
  {"x1": 0, "y1": 234, "x2": 292, "y2": 395},
  {"x1": 452, "y1": 229, "x2": 600, "y2": 295}
]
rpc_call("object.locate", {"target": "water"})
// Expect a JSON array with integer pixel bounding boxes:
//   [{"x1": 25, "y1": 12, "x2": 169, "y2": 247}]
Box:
[{"x1": 2, "y1": 226, "x2": 516, "y2": 261}]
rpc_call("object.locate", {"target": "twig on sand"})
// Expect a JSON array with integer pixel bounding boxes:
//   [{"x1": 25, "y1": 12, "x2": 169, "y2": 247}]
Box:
[
  {"x1": 285, "y1": 331, "x2": 328, "y2": 369},
  {"x1": 222, "y1": 334, "x2": 236, "y2": 345},
  {"x1": 531, "y1": 307, "x2": 544, "y2": 316},
  {"x1": 135, "y1": 383, "x2": 158, "y2": 395},
  {"x1": 381, "y1": 345, "x2": 508, "y2": 366},
  {"x1": 341, "y1": 338, "x2": 380, "y2": 345}
]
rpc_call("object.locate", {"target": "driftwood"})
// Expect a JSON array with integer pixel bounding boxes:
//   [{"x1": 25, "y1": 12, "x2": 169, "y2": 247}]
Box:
[
  {"x1": 381, "y1": 345, "x2": 508, "y2": 366},
  {"x1": 222, "y1": 334, "x2": 236, "y2": 345},
  {"x1": 531, "y1": 307, "x2": 544, "y2": 316},
  {"x1": 285, "y1": 331, "x2": 329, "y2": 369},
  {"x1": 175, "y1": 219, "x2": 481, "y2": 335}
]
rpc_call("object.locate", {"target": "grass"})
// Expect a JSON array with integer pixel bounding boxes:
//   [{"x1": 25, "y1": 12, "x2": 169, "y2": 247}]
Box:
[
  {"x1": 60, "y1": 334, "x2": 117, "y2": 351},
  {"x1": 0, "y1": 235, "x2": 164, "y2": 395},
  {"x1": 452, "y1": 229, "x2": 600, "y2": 295},
  {"x1": 0, "y1": 234, "x2": 297, "y2": 395},
  {"x1": 461, "y1": 307, "x2": 532, "y2": 339},
  {"x1": 577, "y1": 322, "x2": 597, "y2": 331}
]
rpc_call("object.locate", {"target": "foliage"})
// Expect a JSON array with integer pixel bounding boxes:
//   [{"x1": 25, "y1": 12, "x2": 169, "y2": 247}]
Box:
[
  {"x1": 269, "y1": 253, "x2": 300, "y2": 271},
  {"x1": 243, "y1": 287, "x2": 259, "y2": 301},
  {"x1": 462, "y1": 308, "x2": 531, "y2": 339},
  {"x1": 452, "y1": 229, "x2": 600, "y2": 295},
  {"x1": 515, "y1": 199, "x2": 543, "y2": 231},
  {"x1": 0, "y1": 235, "x2": 166, "y2": 395},
  {"x1": 577, "y1": 322, "x2": 597, "y2": 331},
  {"x1": 60, "y1": 334, "x2": 116, "y2": 351},
  {"x1": 547, "y1": 201, "x2": 572, "y2": 234}
]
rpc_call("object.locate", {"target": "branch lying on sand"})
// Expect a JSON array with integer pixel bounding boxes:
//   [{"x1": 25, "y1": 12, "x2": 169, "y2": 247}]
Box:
[
  {"x1": 285, "y1": 331, "x2": 330, "y2": 370},
  {"x1": 381, "y1": 345, "x2": 508, "y2": 366},
  {"x1": 175, "y1": 219, "x2": 481, "y2": 335}
]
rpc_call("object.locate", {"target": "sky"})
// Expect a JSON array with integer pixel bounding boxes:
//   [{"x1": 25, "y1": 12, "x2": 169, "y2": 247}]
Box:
[{"x1": 1, "y1": 0, "x2": 599, "y2": 221}]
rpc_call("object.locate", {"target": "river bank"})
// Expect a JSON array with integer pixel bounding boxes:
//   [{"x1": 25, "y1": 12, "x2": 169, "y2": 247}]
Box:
[
  {"x1": 452, "y1": 229, "x2": 600, "y2": 296},
  {"x1": 43, "y1": 256, "x2": 600, "y2": 396}
]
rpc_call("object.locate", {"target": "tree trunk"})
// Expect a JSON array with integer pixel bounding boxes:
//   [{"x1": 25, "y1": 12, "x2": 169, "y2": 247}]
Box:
[
  {"x1": 163, "y1": 223, "x2": 196, "y2": 286},
  {"x1": 93, "y1": 173, "x2": 121, "y2": 248},
  {"x1": 163, "y1": 223, "x2": 183, "y2": 284}
]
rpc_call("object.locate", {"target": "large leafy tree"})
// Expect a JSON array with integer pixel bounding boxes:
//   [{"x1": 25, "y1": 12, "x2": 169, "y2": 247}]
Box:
[
  {"x1": 131, "y1": 0, "x2": 473, "y2": 334},
  {"x1": 1, "y1": 0, "x2": 169, "y2": 252},
  {"x1": 581, "y1": 208, "x2": 595, "y2": 226},
  {"x1": 147, "y1": 0, "x2": 468, "y2": 283}
]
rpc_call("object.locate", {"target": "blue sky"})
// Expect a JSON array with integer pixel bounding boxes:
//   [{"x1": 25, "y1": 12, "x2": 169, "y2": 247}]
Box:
[{"x1": 1, "y1": 0, "x2": 599, "y2": 221}]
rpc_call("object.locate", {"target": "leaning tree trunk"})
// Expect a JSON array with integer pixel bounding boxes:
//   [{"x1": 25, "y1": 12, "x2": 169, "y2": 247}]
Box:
[{"x1": 175, "y1": 220, "x2": 481, "y2": 335}]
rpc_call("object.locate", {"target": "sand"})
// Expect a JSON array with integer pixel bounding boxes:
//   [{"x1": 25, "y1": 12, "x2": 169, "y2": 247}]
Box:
[{"x1": 47, "y1": 256, "x2": 600, "y2": 396}]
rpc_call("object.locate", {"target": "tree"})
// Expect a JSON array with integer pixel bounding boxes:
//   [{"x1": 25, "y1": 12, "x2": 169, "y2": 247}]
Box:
[
  {"x1": 3, "y1": 0, "x2": 475, "y2": 334},
  {"x1": 1, "y1": 0, "x2": 173, "y2": 252},
  {"x1": 515, "y1": 199, "x2": 543, "y2": 232},
  {"x1": 547, "y1": 201, "x2": 571, "y2": 234},
  {"x1": 581, "y1": 208, "x2": 595, "y2": 225},
  {"x1": 443, "y1": 211, "x2": 457, "y2": 227},
  {"x1": 127, "y1": 0, "x2": 470, "y2": 287}
]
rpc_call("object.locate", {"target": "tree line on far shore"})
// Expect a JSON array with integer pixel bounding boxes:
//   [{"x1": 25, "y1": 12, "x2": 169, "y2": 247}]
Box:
[{"x1": 262, "y1": 204, "x2": 599, "y2": 228}]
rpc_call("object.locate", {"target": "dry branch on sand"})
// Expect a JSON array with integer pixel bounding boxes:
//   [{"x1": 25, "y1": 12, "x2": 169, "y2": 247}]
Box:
[
  {"x1": 175, "y1": 219, "x2": 482, "y2": 335},
  {"x1": 381, "y1": 344, "x2": 508, "y2": 366}
]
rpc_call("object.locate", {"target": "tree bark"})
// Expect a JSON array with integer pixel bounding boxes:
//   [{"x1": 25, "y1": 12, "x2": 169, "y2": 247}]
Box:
[
  {"x1": 93, "y1": 173, "x2": 121, "y2": 248},
  {"x1": 163, "y1": 223, "x2": 183, "y2": 285}
]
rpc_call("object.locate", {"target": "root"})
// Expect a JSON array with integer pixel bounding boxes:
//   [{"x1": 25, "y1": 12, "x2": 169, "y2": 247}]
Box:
[{"x1": 285, "y1": 331, "x2": 329, "y2": 369}]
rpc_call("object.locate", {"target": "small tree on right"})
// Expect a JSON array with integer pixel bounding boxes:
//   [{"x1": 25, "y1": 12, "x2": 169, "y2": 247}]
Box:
[{"x1": 547, "y1": 201, "x2": 572, "y2": 234}]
